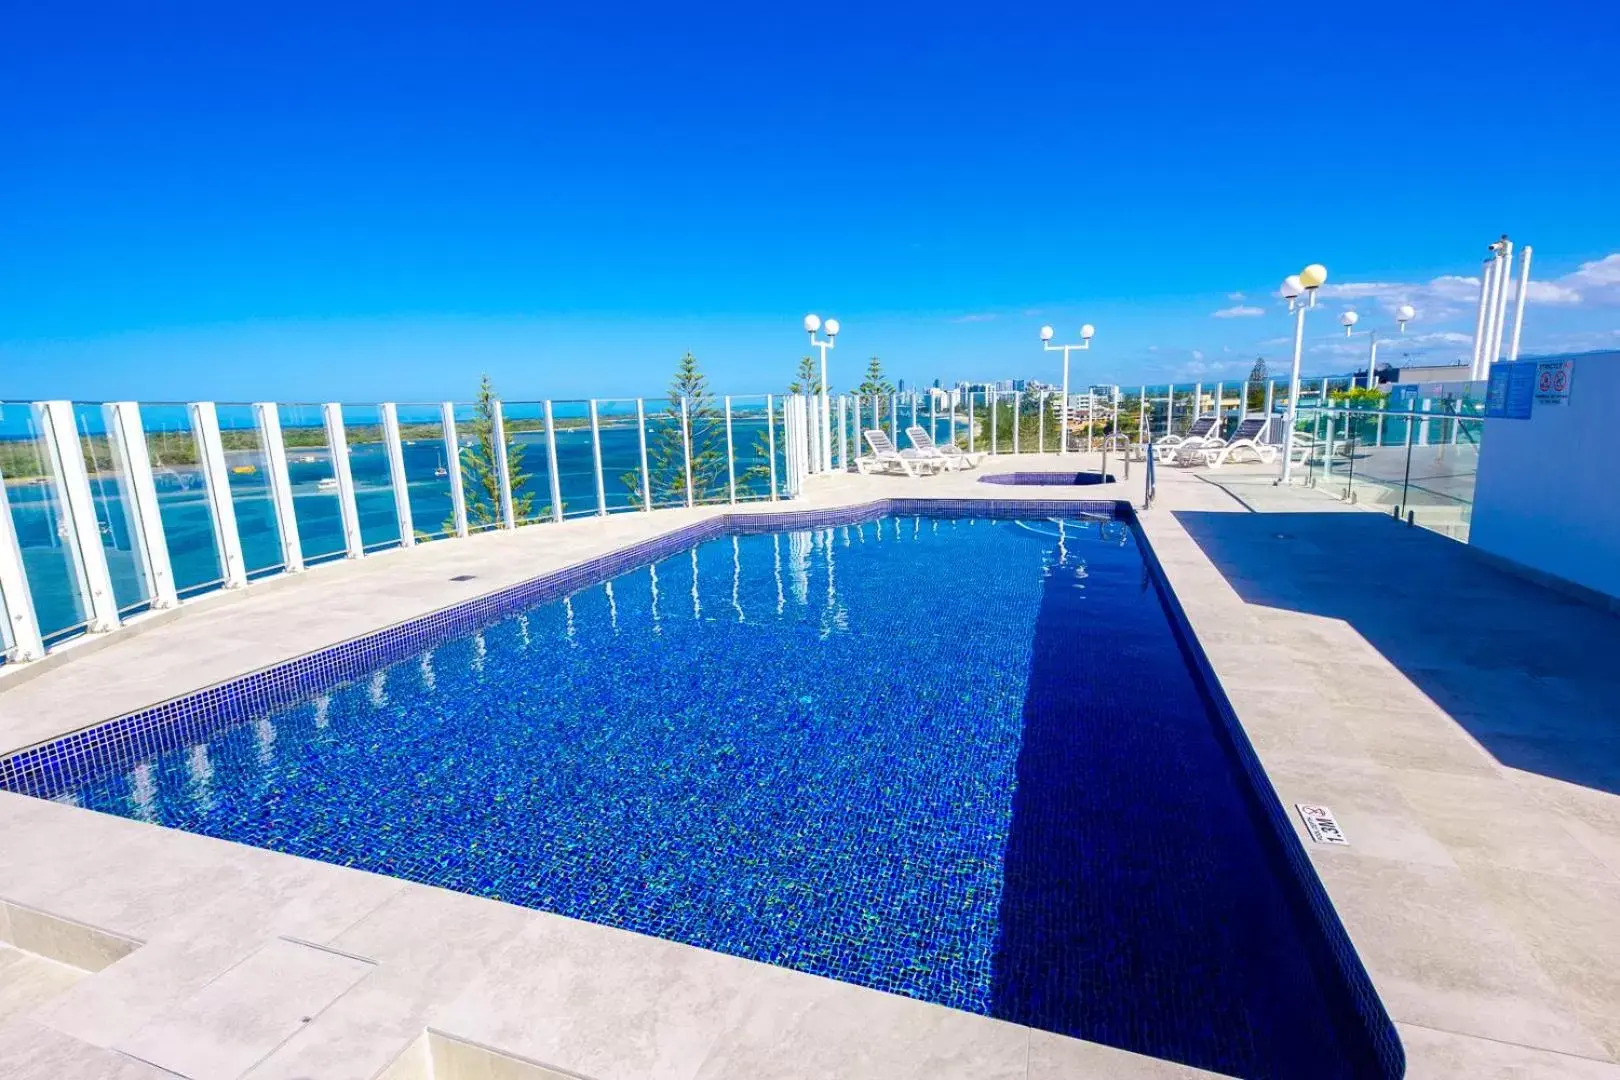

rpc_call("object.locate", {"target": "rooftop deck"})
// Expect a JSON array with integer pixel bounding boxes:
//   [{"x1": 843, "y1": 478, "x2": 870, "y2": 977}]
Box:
[{"x1": 2, "y1": 455, "x2": 1617, "y2": 1078}]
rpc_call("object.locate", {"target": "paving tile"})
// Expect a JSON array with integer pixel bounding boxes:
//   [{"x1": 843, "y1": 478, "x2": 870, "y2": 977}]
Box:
[
  {"x1": 0, "y1": 1017, "x2": 175, "y2": 1079},
  {"x1": 693, "y1": 962, "x2": 1028, "y2": 1080},
  {"x1": 1398, "y1": 1023, "x2": 1620, "y2": 1079},
  {"x1": 1313, "y1": 852, "x2": 1608, "y2": 1059},
  {"x1": 1258, "y1": 750, "x2": 1458, "y2": 868},
  {"x1": 1458, "y1": 864, "x2": 1620, "y2": 1062},
  {"x1": 117, "y1": 937, "x2": 374, "y2": 1080},
  {"x1": 0, "y1": 944, "x2": 85, "y2": 1024},
  {"x1": 1027, "y1": 1030, "x2": 1231, "y2": 1078},
  {"x1": 1394, "y1": 769, "x2": 1617, "y2": 882}
]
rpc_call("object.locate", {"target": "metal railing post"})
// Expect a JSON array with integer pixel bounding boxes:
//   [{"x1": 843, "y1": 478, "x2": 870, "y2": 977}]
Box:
[
  {"x1": 1166, "y1": 383, "x2": 1176, "y2": 437},
  {"x1": 321, "y1": 402, "x2": 364, "y2": 558},
  {"x1": 1038, "y1": 390, "x2": 1046, "y2": 452},
  {"x1": 724, "y1": 396, "x2": 736, "y2": 504},
  {"x1": 680, "y1": 396, "x2": 695, "y2": 507},
  {"x1": 490, "y1": 400, "x2": 515, "y2": 529},
  {"x1": 258, "y1": 403, "x2": 306, "y2": 566},
  {"x1": 589, "y1": 399, "x2": 607, "y2": 516},
  {"x1": 767, "y1": 393, "x2": 779, "y2": 500},
  {"x1": 990, "y1": 392, "x2": 999, "y2": 455},
  {"x1": 0, "y1": 461, "x2": 45, "y2": 660},
  {"x1": 440, "y1": 402, "x2": 468, "y2": 538},
  {"x1": 380, "y1": 403, "x2": 415, "y2": 546},
  {"x1": 837, "y1": 395, "x2": 848, "y2": 470},
  {"x1": 636, "y1": 398, "x2": 652, "y2": 511},
  {"x1": 106, "y1": 401, "x2": 178, "y2": 607},
  {"x1": 968, "y1": 392, "x2": 976, "y2": 454},
  {"x1": 190, "y1": 401, "x2": 248, "y2": 585},
  {"x1": 543, "y1": 400, "x2": 564, "y2": 522}
]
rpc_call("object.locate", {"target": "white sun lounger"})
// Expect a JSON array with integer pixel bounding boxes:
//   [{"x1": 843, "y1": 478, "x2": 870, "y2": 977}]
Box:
[
  {"x1": 1187, "y1": 417, "x2": 1278, "y2": 468},
  {"x1": 905, "y1": 425, "x2": 984, "y2": 470},
  {"x1": 1153, "y1": 416, "x2": 1219, "y2": 462},
  {"x1": 857, "y1": 429, "x2": 946, "y2": 477}
]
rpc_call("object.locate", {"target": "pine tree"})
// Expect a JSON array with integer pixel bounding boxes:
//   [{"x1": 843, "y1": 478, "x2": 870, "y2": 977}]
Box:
[
  {"x1": 452, "y1": 374, "x2": 535, "y2": 531},
  {"x1": 1245, "y1": 357, "x2": 1270, "y2": 411},
  {"x1": 857, "y1": 356, "x2": 894, "y2": 395},
  {"x1": 787, "y1": 355, "x2": 823, "y2": 395},
  {"x1": 624, "y1": 352, "x2": 728, "y2": 504}
]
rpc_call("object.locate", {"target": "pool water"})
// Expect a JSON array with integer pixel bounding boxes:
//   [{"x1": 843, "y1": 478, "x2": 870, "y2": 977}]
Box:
[{"x1": 54, "y1": 515, "x2": 1391, "y2": 1077}]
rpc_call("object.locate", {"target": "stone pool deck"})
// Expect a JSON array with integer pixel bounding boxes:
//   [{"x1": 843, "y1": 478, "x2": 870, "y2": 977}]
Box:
[{"x1": 2, "y1": 454, "x2": 1618, "y2": 1078}]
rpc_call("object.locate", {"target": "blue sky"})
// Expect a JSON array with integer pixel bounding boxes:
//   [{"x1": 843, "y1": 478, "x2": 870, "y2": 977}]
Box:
[{"x1": 3, "y1": 2, "x2": 1618, "y2": 402}]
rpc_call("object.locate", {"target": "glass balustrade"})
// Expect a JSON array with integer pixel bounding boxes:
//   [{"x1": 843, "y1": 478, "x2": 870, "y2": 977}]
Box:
[
  {"x1": 0, "y1": 402, "x2": 92, "y2": 643},
  {"x1": 214, "y1": 403, "x2": 285, "y2": 577},
  {"x1": 276, "y1": 403, "x2": 347, "y2": 564},
  {"x1": 393, "y1": 403, "x2": 457, "y2": 541},
  {"x1": 72, "y1": 403, "x2": 153, "y2": 615},
  {"x1": 339, "y1": 404, "x2": 403, "y2": 552},
  {"x1": 139, "y1": 403, "x2": 227, "y2": 598}
]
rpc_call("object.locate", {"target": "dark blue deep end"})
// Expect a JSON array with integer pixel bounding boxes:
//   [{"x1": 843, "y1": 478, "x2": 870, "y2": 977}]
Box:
[{"x1": 49, "y1": 514, "x2": 1394, "y2": 1077}]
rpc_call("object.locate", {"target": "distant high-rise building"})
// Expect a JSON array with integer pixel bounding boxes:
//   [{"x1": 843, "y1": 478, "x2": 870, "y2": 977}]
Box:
[
  {"x1": 932, "y1": 377, "x2": 941, "y2": 390},
  {"x1": 897, "y1": 378, "x2": 907, "y2": 393}
]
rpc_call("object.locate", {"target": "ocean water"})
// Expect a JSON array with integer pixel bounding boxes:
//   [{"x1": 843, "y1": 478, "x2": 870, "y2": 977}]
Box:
[
  {"x1": 2, "y1": 405, "x2": 959, "y2": 644},
  {"x1": 52, "y1": 516, "x2": 1389, "y2": 1077}
]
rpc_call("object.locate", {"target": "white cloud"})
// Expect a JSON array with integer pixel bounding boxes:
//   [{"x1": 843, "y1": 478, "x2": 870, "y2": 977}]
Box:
[
  {"x1": 1191, "y1": 349, "x2": 1205, "y2": 361},
  {"x1": 950, "y1": 313, "x2": 997, "y2": 324},
  {"x1": 1317, "y1": 252, "x2": 1618, "y2": 322},
  {"x1": 1227, "y1": 291, "x2": 1246, "y2": 301},
  {"x1": 1567, "y1": 253, "x2": 1620, "y2": 289},
  {"x1": 1212, "y1": 304, "x2": 1265, "y2": 319}
]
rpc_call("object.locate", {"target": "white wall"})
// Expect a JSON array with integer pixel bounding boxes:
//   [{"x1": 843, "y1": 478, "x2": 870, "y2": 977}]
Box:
[{"x1": 1472, "y1": 351, "x2": 1620, "y2": 602}]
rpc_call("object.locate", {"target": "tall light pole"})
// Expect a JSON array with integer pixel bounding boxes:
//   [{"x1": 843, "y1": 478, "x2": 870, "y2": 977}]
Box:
[
  {"x1": 1339, "y1": 305, "x2": 1414, "y2": 389},
  {"x1": 1040, "y1": 323, "x2": 1095, "y2": 455},
  {"x1": 1278, "y1": 264, "x2": 1327, "y2": 484},
  {"x1": 803, "y1": 314, "x2": 839, "y2": 472}
]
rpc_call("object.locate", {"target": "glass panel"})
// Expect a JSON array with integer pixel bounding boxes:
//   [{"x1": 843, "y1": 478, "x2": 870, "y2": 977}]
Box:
[
  {"x1": 394, "y1": 404, "x2": 455, "y2": 541},
  {"x1": 340, "y1": 404, "x2": 402, "y2": 551},
  {"x1": 497, "y1": 401, "x2": 551, "y2": 525},
  {"x1": 729, "y1": 395, "x2": 773, "y2": 501},
  {"x1": 550, "y1": 400, "x2": 604, "y2": 519},
  {"x1": 596, "y1": 398, "x2": 645, "y2": 512},
  {"x1": 140, "y1": 403, "x2": 226, "y2": 598},
  {"x1": 0, "y1": 402, "x2": 90, "y2": 643},
  {"x1": 72, "y1": 403, "x2": 152, "y2": 615},
  {"x1": 214, "y1": 403, "x2": 284, "y2": 577},
  {"x1": 277, "y1": 404, "x2": 347, "y2": 564}
]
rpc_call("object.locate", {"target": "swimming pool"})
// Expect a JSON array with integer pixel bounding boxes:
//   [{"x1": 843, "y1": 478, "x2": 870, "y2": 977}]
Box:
[{"x1": 4, "y1": 504, "x2": 1399, "y2": 1077}]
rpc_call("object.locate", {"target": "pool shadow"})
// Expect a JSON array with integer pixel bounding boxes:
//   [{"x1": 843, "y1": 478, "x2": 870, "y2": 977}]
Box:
[
  {"x1": 988, "y1": 539, "x2": 1389, "y2": 1077},
  {"x1": 1172, "y1": 510, "x2": 1620, "y2": 797}
]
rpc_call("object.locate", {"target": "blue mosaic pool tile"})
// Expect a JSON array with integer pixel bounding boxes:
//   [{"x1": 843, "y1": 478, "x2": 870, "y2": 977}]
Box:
[{"x1": 0, "y1": 500, "x2": 1402, "y2": 1078}]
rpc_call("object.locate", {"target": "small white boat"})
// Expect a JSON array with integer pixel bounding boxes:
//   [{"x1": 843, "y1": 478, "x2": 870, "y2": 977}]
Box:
[{"x1": 317, "y1": 477, "x2": 339, "y2": 492}]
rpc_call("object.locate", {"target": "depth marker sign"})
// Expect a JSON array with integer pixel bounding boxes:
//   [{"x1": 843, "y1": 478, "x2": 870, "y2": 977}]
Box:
[{"x1": 1296, "y1": 803, "x2": 1349, "y2": 845}]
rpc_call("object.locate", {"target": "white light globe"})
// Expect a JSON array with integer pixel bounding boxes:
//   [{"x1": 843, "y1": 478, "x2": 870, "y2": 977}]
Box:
[
  {"x1": 1299, "y1": 263, "x2": 1328, "y2": 289},
  {"x1": 1396, "y1": 303, "x2": 1416, "y2": 323},
  {"x1": 1281, "y1": 275, "x2": 1303, "y2": 298},
  {"x1": 824, "y1": 318, "x2": 840, "y2": 337},
  {"x1": 1039, "y1": 325, "x2": 1055, "y2": 341},
  {"x1": 1340, "y1": 311, "x2": 1359, "y2": 327},
  {"x1": 803, "y1": 314, "x2": 821, "y2": 333},
  {"x1": 1080, "y1": 323, "x2": 1096, "y2": 340}
]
